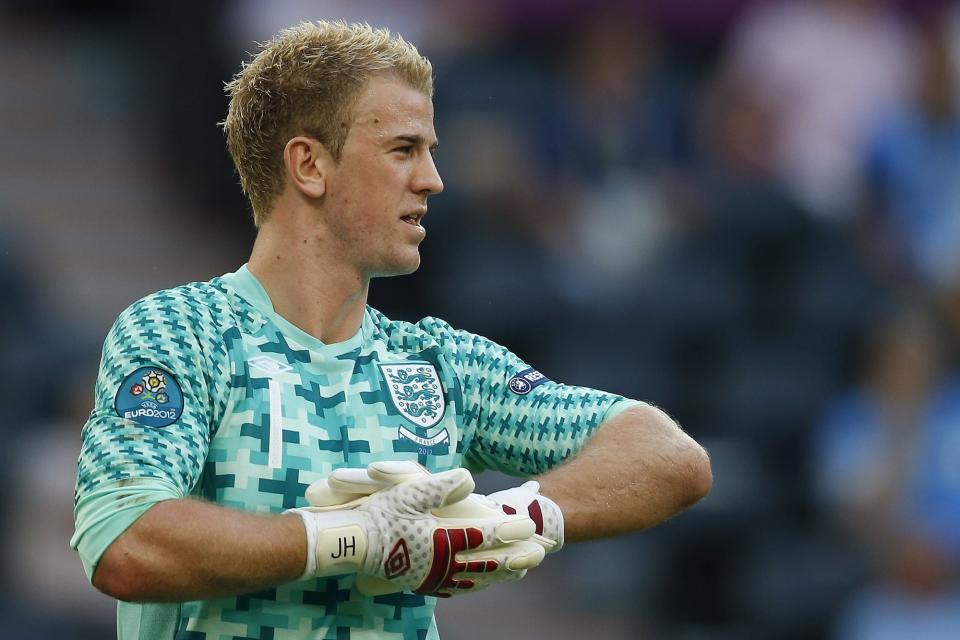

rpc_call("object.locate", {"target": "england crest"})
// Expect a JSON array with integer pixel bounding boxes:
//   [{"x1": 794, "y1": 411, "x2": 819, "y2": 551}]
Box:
[{"x1": 379, "y1": 362, "x2": 446, "y2": 429}]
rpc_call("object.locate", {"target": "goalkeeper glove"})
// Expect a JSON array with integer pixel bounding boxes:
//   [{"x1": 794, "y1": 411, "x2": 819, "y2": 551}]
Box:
[
  {"x1": 312, "y1": 461, "x2": 565, "y2": 553},
  {"x1": 290, "y1": 461, "x2": 544, "y2": 597},
  {"x1": 305, "y1": 461, "x2": 563, "y2": 595}
]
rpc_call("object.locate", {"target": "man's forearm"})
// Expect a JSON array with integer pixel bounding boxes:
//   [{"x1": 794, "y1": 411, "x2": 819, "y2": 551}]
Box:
[
  {"x1": 93, "y1": 498, "x2": 307, "y2": 602},
  {"x1": 536, "y1": 403, "x2": 712, "y2": 542}
]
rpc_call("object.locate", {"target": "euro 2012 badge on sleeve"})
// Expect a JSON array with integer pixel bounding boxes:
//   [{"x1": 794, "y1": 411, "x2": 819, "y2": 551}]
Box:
[{"x1": 114, "y1": 366, "x2": 184, "y2": 427}]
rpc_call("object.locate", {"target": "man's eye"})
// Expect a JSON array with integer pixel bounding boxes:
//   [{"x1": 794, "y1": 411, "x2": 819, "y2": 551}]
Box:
[{"x1": 393, "y1": 146, "x2": 413, "y2": 156}]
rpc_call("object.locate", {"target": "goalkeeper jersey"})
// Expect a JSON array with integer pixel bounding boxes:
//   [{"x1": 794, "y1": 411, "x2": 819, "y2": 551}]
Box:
[{"x1": 72, "y1": 264, "x2": 632, "y2": 640}]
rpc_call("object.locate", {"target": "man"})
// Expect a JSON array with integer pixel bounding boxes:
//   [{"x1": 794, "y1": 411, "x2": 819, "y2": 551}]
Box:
[{"x1": 72, "y1": 21, "x2": 711, "y2": 639}]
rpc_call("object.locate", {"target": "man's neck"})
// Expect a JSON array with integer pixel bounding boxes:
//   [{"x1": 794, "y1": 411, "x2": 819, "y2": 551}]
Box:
[{"x1": 248, "y1": 225, "x2": 369, "y2": 345}]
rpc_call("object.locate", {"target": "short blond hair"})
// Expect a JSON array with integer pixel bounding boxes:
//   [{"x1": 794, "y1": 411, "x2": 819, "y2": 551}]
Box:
[{"x1": 222, "y1": 21, "x2": 433, "y2": 225}]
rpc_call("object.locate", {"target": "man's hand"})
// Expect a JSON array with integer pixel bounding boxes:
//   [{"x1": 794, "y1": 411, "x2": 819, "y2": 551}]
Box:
[
  {"x1": 312, "y1": 462, "x2": 565, "y2": 553},
  {"x1": 304, "y1": 462, "x2": 561, "y2": 595},
  {"x1": 291, "y1": 462, "x2": 544, "y2": 597}
]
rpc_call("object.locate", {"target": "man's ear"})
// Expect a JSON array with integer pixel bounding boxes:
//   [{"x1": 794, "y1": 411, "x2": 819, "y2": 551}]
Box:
[{"x1": 283, "y1": 136, "x2": 334, "y2": 199}]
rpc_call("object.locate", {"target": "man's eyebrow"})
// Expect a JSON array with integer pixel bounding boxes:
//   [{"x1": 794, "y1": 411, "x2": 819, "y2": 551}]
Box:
[{"x1": 393, "y1": 134, "x2": 439, "y2": 151}]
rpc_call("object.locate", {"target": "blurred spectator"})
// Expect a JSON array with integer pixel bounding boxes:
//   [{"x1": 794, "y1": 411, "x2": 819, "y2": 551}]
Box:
[
  {"x1": 0, "y1": 230, "x2": 70, "y2": 431},
  {"x1": 537, "y1": 9, "x2": 694, "y2": 305},
  {"x1": 648, "y1": 70, "x2": 881, "y2": 441},
  {"x1": 224, "y1": 0, "x2": 436, "y2": 48},
  {"x1": 722, "y1": 0, "x2": 919, "y2": 220},
  {"x1": 4, "y1": 365, "x2": 115, "y2": 639},
  {"x1": 862, "y1": 8, "x2": 960, "y2": 290},
  {"x1": 813, "y1": 304, "x2": 960, "y2": 640}
]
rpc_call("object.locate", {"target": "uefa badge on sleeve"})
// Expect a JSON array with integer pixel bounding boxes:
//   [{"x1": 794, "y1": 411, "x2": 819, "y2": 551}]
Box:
[
  {"x1": 508, "y1": 368, "x2": 550, "y2": 395},
  {"x1": 114, "y1": 366, "x2": 184, "y2": 427}
]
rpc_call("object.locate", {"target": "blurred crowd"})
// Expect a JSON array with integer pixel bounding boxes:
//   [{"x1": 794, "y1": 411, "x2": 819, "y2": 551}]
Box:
[{"x1": 4, "y1": 0, "x2": 960, "y2": 638}]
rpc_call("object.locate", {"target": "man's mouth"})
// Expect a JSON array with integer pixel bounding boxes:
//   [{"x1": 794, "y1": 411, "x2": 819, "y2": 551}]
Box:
[{"x1": 401, "y1": 211, "x2": 425, "y2": 226}]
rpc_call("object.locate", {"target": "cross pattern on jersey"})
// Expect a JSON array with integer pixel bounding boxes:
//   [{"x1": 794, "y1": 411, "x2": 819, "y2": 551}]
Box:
[{"x1": 73, "y1": 265, "x2": 630, "y2": 640}]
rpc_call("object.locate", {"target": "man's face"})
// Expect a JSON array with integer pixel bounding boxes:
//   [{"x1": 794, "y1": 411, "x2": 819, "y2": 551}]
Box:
[{"x1": 322, "y1": 76, "x2": 443, "y2": 278}]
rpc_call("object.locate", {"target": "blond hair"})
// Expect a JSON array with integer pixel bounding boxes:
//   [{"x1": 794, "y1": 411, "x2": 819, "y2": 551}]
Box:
[{"x1": 222, "y1": 21, "x2": 433, "y2": 225}]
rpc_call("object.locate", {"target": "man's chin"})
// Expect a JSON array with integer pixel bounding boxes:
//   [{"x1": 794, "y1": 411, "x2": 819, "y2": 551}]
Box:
[{"x1": 368, "y1": 257, "x2": 421, "y2": 279}]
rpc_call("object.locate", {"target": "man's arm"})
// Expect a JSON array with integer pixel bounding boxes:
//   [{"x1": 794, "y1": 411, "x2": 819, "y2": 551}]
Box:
[
  {"x1": 92, "y1": 499, "x2": 307, "y2": 602},
  {"x1": 95, "y1": 467, "x2": 542, "y2": 602},
  {"x1": 536, "y1": 403, "x2": 712, "y2": 542}
]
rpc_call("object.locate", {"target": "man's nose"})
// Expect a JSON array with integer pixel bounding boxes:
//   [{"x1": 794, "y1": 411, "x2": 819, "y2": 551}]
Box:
[{"x1": 413, "y1": 153, "x2": 444, "y2": 195}]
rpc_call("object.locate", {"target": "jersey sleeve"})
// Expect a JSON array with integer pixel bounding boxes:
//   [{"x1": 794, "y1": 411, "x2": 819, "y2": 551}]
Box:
[
  {"x1": 71, "y1": 288, "x2": 230, "y2": 580},
  {"x1": 419, "y1": 317, "x2": 638, "y2": 477}
]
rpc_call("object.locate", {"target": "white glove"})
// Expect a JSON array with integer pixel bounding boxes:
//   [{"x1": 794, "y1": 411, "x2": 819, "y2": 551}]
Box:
[
  {"x1": 291, "y1": 461, "x2": 544, "y2": 597},
  {"x1": 313, "y1": 462, "x2": 565, "y2": 554},
  {"x1": 305, "y1": 462, "x2": 562, "y2": 595}
]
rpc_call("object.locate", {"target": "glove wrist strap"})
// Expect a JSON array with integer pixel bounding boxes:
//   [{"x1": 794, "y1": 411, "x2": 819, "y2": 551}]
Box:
[
  {"x1": 537, "y1": 493, "x2": 564, "y2": 553},
  {"x1": 291, "y1": 509, "x2": 370, "y2": 580}
]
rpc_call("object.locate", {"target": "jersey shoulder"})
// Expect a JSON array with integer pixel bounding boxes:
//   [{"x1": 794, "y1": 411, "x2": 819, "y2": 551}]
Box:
[
  {"x1": 366, "y1": 309, "x2": 520, "y2": 377},
  {"x1": 366, "y1": 308, "x2": 465, "y2": 355},
  {"x1": 110, "y1": 277, "x2": 244, "y2": 348},
  {"x1": 102, "y1": 277, "x2": 244, "y2": 402},
  {"x1": 118, "y1": 277, "x2": 234, "y2": 325}
]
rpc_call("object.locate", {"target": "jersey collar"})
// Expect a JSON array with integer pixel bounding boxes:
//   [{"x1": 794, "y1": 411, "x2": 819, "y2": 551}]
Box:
[{"x1": 222, "y1": 264, "x2": 370, "y2": 354}]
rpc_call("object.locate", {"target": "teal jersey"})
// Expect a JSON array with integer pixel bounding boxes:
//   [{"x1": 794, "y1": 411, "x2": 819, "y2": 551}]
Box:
[{"x1": 72, "y1": 265, "x2": 632, "y2": 640}]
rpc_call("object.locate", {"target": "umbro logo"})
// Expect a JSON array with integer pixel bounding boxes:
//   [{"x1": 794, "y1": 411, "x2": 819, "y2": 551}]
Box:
[
  {"x1": 385, "y1": 539, "x2": 411, "y2": 579},
  {"x1": 248, "y1": 356, "x2": 293, "y2": 375}
]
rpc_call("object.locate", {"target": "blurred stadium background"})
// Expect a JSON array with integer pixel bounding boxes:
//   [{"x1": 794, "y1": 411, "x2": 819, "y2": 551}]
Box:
[{"x1": 4, "y1": 0, "x2": 960, "y2": 638}]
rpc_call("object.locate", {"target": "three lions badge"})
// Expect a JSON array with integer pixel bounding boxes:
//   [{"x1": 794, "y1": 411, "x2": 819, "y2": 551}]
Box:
[{"x1": 379, "y1": 362, "x2": 449, "y2": 449}]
